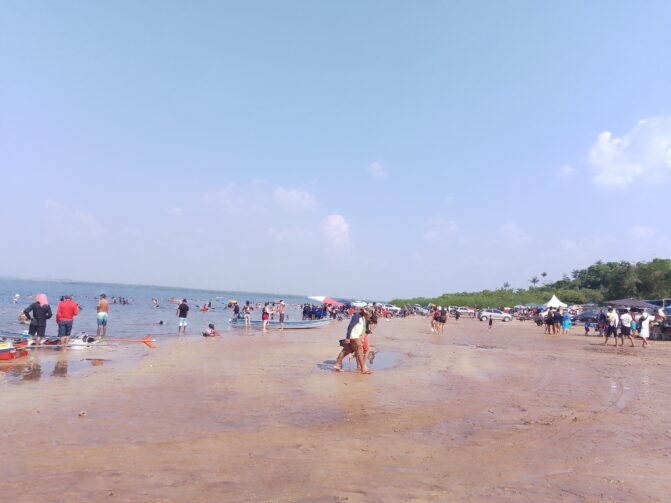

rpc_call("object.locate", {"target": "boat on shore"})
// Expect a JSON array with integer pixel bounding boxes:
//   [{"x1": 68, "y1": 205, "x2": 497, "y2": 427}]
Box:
[
  {"x1": 229, "y1": 318, "x2": 332, "y2": 329},
  {"x1": 0, "y1": 341, "x2": 29, "y2": 361}
]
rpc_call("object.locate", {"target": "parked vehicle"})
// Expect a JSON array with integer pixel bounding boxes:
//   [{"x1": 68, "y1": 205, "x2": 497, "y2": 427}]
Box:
[
  {"x1": 452, "y1": 307, "x2": 475, "y2": 318},
  {"x1": 382, "y1": 303, "x2": 401, "y2": 314},
  {"x1": 477, "y1": 309, "x2": 512, "y2": 322},
  {"x1": 412, "y1": 304, "x2": 428, "y2": 315}
]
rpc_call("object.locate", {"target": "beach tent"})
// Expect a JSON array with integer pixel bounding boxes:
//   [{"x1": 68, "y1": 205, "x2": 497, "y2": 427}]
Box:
[
  {"x1": 605, "y1": 298, "x2": 659, "y2": 310},
  {"x1": 308, "y1": 295, "x2": 344, "y2": 306},
  {"x1": 323, "y1": 297, "x2": 344, "y2": 306},
  {"x1": 544, "y1": 294, "x2": 567, "y2": 308}
]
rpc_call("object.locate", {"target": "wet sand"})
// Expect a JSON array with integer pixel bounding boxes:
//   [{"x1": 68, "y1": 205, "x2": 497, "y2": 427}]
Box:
[{"x1": 2, "y1": 317, "x2": 671, "y2": 502}]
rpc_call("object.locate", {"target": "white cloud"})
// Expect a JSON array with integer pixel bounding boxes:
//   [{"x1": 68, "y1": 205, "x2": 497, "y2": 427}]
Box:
[
  {"x1": 368, "y1": 161, "x2": 387, "y2": 178},
  {"x1": 560, "y1": 239, "x2": 577, "y2": 249},
  {"x1": 273, "y1": 186, "x2": 317, "y2": 211},
  {"x1": 589, "y1": 116, "x2": 671, "y2": 188},
  {"x1": 499, "y1": 221, "x2": 528, "y2": 248},
  {"x1": 558, "y1": 165, "x2": 576, "y2": 177},
  {"x1": 631, "y1": 225, "x2": 655, "y2": 238},
  {"x1": 321, "y1": 214, "x2": 351, "y2": 251},
  {"x1": 165, "y1": 207, "x2": 184, "y2": 217},
  {"x1": 204, "y1": 182, "x2": 316, "y2": 213},
  {"x1": 203, "y1": 183, "x2": 244, "y2": 213}
]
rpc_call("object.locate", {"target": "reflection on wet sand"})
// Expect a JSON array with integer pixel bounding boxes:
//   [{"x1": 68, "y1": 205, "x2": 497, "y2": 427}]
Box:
[
  {"x1": 52, "y1": 352, "x2": 69, "y2": 377},
  {"x1": 23, "y1": 352, "x2": 42, "y2": 381},
  {"x1": 1, "y1": 351, "x2": 108, "y2": 383}
]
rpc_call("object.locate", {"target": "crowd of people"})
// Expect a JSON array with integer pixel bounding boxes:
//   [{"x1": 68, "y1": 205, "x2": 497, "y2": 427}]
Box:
[{"x1": 16, "y1": 293, "x2": 110, "y2": 347}]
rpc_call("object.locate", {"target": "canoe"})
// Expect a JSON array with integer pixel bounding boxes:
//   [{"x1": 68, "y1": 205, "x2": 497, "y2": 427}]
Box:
[{"x1": 229, "y1": 318, "x2": 332, "y2": 329}]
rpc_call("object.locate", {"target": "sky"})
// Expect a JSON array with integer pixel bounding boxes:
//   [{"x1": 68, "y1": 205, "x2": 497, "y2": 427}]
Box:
[{"x1": 1, "y1": 1, "x2": 671, "y2": 300}]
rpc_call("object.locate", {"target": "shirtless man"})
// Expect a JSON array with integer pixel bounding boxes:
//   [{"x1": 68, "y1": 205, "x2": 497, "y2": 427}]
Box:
[
  {"x1": 277, "y1": 300, "x2": 286, "y2": 331},
  {"x1": 97, "y1": 294, "x2": 109, "y2": 338}
]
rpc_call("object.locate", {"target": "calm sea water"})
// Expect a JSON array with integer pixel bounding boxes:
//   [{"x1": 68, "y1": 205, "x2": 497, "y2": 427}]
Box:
[
  {"x1": 1, "y1": 278, "x2": 313, "y2": 384},
  {"x1": 0, "y1": 278, "x2": 313, "y2": 339}
]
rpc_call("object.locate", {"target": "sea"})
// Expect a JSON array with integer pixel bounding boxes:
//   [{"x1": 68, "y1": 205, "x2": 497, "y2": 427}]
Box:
[{"x1": 0, "y1": 278, "x2": 313, "y2": 384}]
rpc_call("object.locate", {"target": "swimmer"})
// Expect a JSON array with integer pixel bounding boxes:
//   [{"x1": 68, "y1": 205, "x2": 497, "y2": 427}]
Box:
[{"x1": 202, "y1": 323, "x2": 220, "y2": 337}]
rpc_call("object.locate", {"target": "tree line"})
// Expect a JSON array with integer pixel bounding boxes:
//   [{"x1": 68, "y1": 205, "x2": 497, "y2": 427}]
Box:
[{"x1": 391, "y1": 258, "x2": 671, "y2": 308}]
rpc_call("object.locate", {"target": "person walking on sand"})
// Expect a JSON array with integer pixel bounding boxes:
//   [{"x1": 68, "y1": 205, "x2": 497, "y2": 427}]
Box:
[
  {"x1": 333, "y1": 308, "x2": 372, "y2": 374},
  {"x1": 561, "y1": 310, "x2": 572, "y2": 336},
  {"x1": 243, "y1": 300, "x2": 253, "y2": 328},
  {"x1": 432, "y1": 306, "x2": 441, "y2": 333},
  {"x1": 638, "y1": 311, "x2": 651, "y2": 348},
  {"x1": 544, "y1": 309, "x2": 554, "y2": 335},
  {"x1": 438, "y1": 306, "x2": 447, "y2": 335},
  {"x1": 618, "y1": 309, "x2": 635, "y2": 347},
  {"x1": 23, "y1": 293, "x2": 52, "y2": 345},
  {"x1": 176, "y1": 299, "x2": 189, "y2": 334},
  {"x1": 601, "y1": 307, "x2": 619, "y2": 346},
  {"x1": 56, "y1": 295, "x2": 79, "y2": 347},
  {"x1": 488, "y1": 315, "x2": 493, "y2": 330},
  {"x1": 96, "y1": 294, "x2": 110, "y2": 338}
]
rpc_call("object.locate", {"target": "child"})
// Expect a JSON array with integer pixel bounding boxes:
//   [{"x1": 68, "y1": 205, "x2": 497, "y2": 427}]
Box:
[
  {"x1": 488, "y1": 316, "x2": 493, "y2": 330},
  {"x1": 584, "y1": 322, "x2": 590, "y2": 336},
  {"x1": 202, "y1": 323, "x2": 220, "y2": 337}
]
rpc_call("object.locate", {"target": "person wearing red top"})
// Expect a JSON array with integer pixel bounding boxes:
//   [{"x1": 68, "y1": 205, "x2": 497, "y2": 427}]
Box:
[{"x1": 56, "y1": 295, "x2": 79, "y2": 347}]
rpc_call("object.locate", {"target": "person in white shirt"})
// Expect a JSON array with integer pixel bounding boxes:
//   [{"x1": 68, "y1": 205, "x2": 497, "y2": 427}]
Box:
[
  {"x1": 601, "y1": 307, "x2": 620, "y2": 346},
  {"x1": 618, "y1": 309, "x2": 635, "y2": 347},
  {"x1": 638, "y1": 312, "x2": 651, "y2": 348}
]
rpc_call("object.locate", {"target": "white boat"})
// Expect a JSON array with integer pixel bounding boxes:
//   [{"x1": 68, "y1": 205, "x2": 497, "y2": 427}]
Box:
[{"x1": 229, "y1": 318, "x2": 332, "y2": 329}]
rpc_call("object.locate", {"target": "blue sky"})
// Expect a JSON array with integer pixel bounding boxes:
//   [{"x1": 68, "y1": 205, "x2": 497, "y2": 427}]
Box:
[{"x1": 1, "y1": 1, "x2": 670, "y2": 300}]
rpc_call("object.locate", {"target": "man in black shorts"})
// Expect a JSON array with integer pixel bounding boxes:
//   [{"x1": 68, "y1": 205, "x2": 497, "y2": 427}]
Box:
[{"x1": 23, "y1": 294, "x2": 53, "y2": 345}]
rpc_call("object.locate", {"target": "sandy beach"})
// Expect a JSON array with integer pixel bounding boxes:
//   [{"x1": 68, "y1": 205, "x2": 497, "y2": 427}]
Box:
[{"x1": 2, "y1": 316, "x2": 671, "y2": 502}]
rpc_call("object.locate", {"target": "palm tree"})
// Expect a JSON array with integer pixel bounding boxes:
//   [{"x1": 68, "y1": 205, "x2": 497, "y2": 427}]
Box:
[{"x1": 530, "y1": 276, "x2": 540, "y2": 288}]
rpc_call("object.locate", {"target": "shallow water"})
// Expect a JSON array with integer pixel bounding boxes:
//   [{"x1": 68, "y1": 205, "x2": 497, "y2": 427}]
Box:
[
  {"x1": 0, "y1": 349, "x2": 120, "y2": 384},
  {"x1": 1, "y1": 278, "x2": 312, "y2": 383},
  {"x1": 318, "y1": 351, "x2": 405, "y2": 372}
]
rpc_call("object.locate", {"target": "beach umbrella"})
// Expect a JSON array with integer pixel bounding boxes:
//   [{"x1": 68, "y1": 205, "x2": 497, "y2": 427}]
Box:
[{"x1": 308, "y1": 296, "x2": 326, "y2": 303}]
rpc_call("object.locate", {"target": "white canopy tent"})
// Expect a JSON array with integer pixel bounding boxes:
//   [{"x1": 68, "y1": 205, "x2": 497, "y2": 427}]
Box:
[{"x1": 544, "y1": 294, "x2": 567, "y2": 308}]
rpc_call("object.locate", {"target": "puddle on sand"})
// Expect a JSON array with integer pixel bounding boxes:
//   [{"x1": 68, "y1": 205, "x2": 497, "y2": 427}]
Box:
[
  {"x1": 317, "y1": 351, "x2": 405, "y2": 372},
  {"x1": 0, "y1": 354, "x2": 110, "y2": 384}
]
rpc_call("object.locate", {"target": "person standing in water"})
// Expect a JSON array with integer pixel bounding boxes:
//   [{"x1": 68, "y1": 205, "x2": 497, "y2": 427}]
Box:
[
  {"x1": 96, "y1": 294, "x2": 109, "y2": 338},
  {"x1": 56, "y1": 295, "x2": 79, "y2": 347},
  {"x1": 261, "y1": 302, "x2": 270, "y2": 332},
  {"x1": 333, "y1": 308, "x2": 372, "y2": 374},
  {"x1": 23, "y1": 293, "x2": 52, "y2": 345},
  {"x1": 177, "y1": 299, "x2": 189, "y2": 334},
  {"x1": 277, "y1": 300, "x2": 286, "y2": 331},
  {"x1": 243, "y1": 300, "x2": 253, "y2": 329}
]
